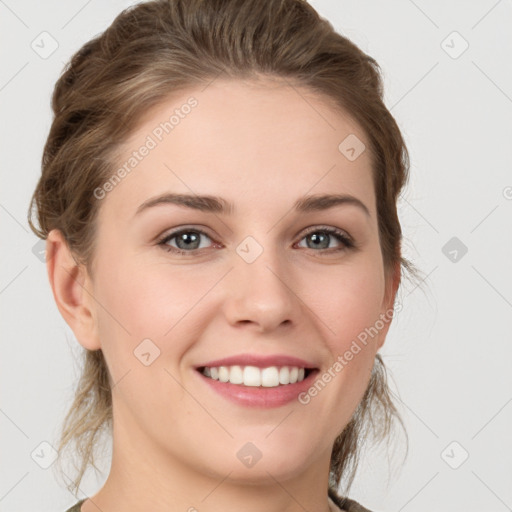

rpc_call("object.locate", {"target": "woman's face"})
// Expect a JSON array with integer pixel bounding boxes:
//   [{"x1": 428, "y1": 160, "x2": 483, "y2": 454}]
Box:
[{"x1": 75, "y1": 78, "x2": 397, "y2": 483}]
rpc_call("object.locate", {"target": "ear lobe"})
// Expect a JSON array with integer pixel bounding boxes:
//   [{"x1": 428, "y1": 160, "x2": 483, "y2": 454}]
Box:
[{"x1": 45, "y1": 229, "x2": 101, "y2": 351}]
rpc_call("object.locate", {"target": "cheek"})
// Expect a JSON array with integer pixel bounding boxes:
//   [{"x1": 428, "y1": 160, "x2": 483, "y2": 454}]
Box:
[
  {"x1": 306, "y1": 258, "x2": 386, "y2": 353},
  {"x1": 92, "y1": 253, "x2": 210, "y2": 374},
  {"x1": 95, "y1": 240, "x2": 169, "y2": 322},
  {"x1": 300, "y1": 255, "x2": 386, "y2": 419}
]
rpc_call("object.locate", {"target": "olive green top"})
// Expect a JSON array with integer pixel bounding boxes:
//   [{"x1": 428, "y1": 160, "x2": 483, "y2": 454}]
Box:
[
  {"x1": 65, "y1": 490, "x2": 373, "y2": 512},
  {"x1": 64, "y1": 499, "x2": 85, "y2": 512}
]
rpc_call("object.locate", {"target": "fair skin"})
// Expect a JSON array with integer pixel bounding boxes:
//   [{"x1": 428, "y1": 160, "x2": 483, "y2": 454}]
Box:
[{"x1": 47, "y1": 77, "x2": 399, "y2": 512}]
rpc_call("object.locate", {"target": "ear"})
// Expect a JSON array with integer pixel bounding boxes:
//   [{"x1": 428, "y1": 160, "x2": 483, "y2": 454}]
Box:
[
  {"x1": 376, "y1": 259, "x2": 401, "y2": 351},
  {"x1": 45, "y1": 229, "x2": 101, "y2": 350}
]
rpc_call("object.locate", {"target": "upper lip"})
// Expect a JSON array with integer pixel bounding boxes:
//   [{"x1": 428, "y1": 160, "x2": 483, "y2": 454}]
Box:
[{"x1": 195, "y1": 354, "x2": 318, "y2": 369}]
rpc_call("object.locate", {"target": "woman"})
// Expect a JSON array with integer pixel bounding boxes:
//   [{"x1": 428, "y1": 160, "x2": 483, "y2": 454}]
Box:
[{"x1": 28, "y1": 0, "x2": 417, "y2": 510}]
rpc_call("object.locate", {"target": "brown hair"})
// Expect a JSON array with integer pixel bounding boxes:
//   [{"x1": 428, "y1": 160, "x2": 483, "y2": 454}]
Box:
[{"x1": 28, "y1": 0, "x2": 419, "y2": 498}]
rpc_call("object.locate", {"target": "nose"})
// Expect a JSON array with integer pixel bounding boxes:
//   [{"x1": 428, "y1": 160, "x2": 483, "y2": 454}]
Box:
[{"x1": 221, "y1": 244, "x2": 299, "y2": 333}]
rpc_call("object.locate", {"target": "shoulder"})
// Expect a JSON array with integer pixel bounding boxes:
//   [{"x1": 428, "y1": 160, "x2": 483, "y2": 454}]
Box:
[
  {"x1": 329, "y1": 488, "x2": 375, "y2": 512},
  {"x1": 64, "y1": 499, "x2": 86, "y2": 512}
]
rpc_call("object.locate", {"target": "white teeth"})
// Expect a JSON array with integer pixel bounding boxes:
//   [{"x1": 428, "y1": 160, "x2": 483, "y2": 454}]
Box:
[
  {"x1": 229, "y1": 365, "x2": 243, "y2": 384},
  {"x1": 218, "y1": 366, "x2": 229, "y2": 383},
  {"x1": 243, "y1": 366, "x2": 261, "y2": 387},
  {"x1": 261, "y1": 367, "x2": 279, "y2": 387},
  {"x1": 201, "y1": 365, "x2": 308, "y2": 387},
  {"x1": 279, "y1": 366, "x2": 290, "y2": 385}
]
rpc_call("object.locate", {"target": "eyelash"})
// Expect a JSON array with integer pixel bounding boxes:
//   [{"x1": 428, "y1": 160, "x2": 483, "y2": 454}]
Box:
[{"x1": 157, "y1": 226, "x2": 355, "y2": 256}]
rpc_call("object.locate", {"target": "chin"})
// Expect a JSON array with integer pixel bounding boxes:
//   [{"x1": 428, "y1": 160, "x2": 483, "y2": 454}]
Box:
[
  {"x1": 201, "y1": 440, "x2": 315, "y2": 484},
  {"x1": 220, "y1": 457, "x2": 309, "y2": 485}
]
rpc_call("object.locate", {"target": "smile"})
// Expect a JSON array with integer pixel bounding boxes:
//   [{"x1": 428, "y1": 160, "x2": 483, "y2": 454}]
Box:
[
  {"x1": 200, "y1": 365, "x2": 311, "y2": 387},
  {"x1": 195, "y1": 353, "x2": 319, "y2": 407}
]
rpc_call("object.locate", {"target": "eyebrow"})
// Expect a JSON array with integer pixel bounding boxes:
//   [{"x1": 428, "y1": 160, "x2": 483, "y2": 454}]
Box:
[{"x1": 134, "y1": 192, "x2": 371, "y2": 218}]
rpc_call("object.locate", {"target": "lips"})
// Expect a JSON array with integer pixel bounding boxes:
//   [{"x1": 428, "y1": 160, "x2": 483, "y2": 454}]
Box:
[{"x1": 194, "y1": 354, "x2": 319, "y2": 407}]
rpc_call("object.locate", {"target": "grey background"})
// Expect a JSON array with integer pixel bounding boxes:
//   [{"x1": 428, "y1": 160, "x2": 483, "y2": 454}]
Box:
[{"x1": 1, "y1": 1, "x2": 511, "y2": 511}]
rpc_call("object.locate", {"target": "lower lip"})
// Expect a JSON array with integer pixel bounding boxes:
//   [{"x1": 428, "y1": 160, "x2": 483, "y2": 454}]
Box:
[{"x1": 196, "y1": 370, "x2": 318, "y2": 408}]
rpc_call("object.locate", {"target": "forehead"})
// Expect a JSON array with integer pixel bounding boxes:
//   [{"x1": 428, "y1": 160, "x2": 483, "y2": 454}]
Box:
[{"x1": 101, "y1": 78, "x2": 375, "y2": 221}]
